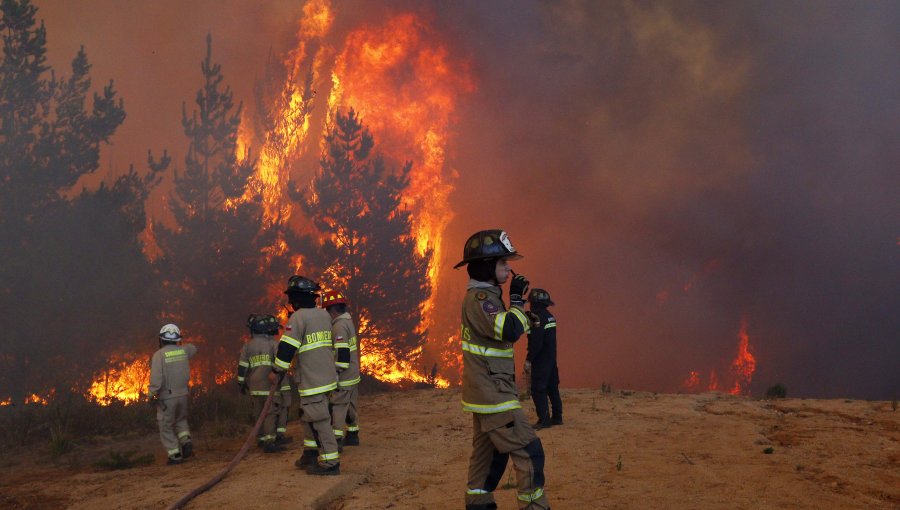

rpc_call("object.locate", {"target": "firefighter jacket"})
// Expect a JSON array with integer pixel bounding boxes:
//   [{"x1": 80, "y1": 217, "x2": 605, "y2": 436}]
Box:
[
  {"x1": 237, "y1": 333, "x2": 277, "y2": 396},
  {"x1": 331, "y1": 312, "x2": 360, "y2": 388},
  {"x1": 273, "y1": 307, "x2": 337, "y2": 397},
  {"x1": 149, "y1": 343, "x2": 197, "y2": 400},
  {"x1": 526, "y1": 306, "x2": 557, "y2": 369},
  {"x1": 460, "y1": 280, "x2": 531, "y2": 414}
]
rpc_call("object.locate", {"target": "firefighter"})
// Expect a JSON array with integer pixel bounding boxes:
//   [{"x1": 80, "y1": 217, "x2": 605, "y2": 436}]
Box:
[
  {"x1": 149, "y1": 323, "x2": 198, "y2": 465},
  {"x1": 269, "y1": 275, "x2": 341, "y2": 476},
  {"x1": 525, "y1": 289, "x2": 562, "y2": 430},
  {"x1": 322, "y1": 290, "x2": 361, "y2": 447},
  {"x1": 455, "y1": 230, "x2": 550, "y2": 510},
  {"x1": 237, "y1": 314, "x2": 285, "y2": 453}
]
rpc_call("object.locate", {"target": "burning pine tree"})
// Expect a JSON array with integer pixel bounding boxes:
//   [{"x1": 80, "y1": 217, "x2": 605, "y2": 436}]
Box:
[
  {"x1": 152, "y1": 35, "x2": 291, "y2": 385},
  {"x1": 299, "y1": 109, "x2": 432, "y2": 382}
]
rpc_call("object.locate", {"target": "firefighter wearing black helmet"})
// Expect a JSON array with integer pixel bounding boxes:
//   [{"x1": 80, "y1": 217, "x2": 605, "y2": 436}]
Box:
[
  {"x1": 456, "y1": 230, "x2": 550, "y2": 510},
  {"x1": 269, "y1": 276, "x2": 341, "y2": 475},
  {"x1": 525, "y1": 289, "x2": 562, "y2": 430},
  {"x1": 237, "y1": 314, "x2": 285, "y2": 453}
]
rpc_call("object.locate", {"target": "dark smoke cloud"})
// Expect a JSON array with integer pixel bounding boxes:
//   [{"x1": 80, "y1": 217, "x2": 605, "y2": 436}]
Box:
[{"x1": 37, "y1": 0, "x2": 899, "y2": 398}]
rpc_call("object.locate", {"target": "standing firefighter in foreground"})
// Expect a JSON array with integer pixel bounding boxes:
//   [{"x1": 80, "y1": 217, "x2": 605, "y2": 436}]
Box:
[
  {"x1": 269, "y1": 276, "x2": 341, "y2": 475},
  {"x1": 323, "y1": 290, "x2": 361, "y2": 447},
  {"x1": 525, "y1": 289, "x2": 562, "y2": 430},
  {"x1": 237, "y1": 314, "x2": 285, "y2": 453},
  {"x1": 149, "y1": 324, "x2": 198, "y2": 465},
  {"x1": 456, "y1": 230, "x2": 550, "y2": 510}
]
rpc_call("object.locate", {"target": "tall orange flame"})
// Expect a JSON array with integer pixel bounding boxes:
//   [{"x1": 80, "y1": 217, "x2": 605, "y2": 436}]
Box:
[{"x1": 681, "y1": 318, "x2": 757, "y2": 395}]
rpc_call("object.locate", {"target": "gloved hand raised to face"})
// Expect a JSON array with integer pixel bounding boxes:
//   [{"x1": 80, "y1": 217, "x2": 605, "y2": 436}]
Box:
[{"x1": 509, "y1": 273, "x2": 529, "y2": 306}]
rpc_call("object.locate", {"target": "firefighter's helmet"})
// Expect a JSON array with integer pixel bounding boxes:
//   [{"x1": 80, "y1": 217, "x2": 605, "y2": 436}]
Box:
[
  {"x1": 322, "y1": 290, "x2": 347, "y2": 308},
  {"x1": 528, "y1": 288, "x2": 555, "y2": 307},
  {"x1": 247, "y1": 314, "x2": 281, "y2": 335},
  {"x1": 159, "y1": 323, "x2": 182, "y2": 343},
  {"x1": 453, "y1": 229, "x2": 523, "y2": 268},
  {"x1": 284, "y1": 275, "x2": 321, "y2": 295}
]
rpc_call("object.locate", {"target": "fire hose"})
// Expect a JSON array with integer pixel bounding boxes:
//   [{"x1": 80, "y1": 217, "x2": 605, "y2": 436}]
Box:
[{"x1": 166, "y1": 381, "x2": 278, "y2": 510}]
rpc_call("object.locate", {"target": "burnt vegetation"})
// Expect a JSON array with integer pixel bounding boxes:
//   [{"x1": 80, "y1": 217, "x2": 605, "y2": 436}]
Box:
[{"x1": 0, "y1": 0, "x2": 429, "y2": 451}]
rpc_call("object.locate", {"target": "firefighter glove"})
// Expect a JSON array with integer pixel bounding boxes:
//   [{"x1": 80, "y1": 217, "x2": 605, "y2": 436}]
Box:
[{"x1": 509, "y1": 274, "x2": 529, "y2": 306}]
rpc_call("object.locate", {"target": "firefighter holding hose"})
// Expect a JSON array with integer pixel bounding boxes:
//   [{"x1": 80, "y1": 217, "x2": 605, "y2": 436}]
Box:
[
  {"x1": 237, "y1": 314, "x2": 286, "y2": 453},
  {"x1": 269, "y1": 276, "x2": 341, "y2": 476}
]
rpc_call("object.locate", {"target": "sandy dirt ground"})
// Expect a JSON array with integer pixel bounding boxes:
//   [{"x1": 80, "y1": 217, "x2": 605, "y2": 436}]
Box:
[{"x1": 1, "y1": 388, "x2": 898, "y2": 509}]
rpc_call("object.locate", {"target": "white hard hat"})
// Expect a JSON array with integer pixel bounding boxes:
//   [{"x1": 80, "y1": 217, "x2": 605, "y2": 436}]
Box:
[{"x1": 159, "y1": 323, "x2": 182, "y2": 342}]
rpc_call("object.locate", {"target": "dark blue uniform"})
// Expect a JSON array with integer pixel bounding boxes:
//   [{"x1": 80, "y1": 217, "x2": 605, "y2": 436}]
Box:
[{"x1": 527, "y1": 305, "x2": 562, "y2": 426}]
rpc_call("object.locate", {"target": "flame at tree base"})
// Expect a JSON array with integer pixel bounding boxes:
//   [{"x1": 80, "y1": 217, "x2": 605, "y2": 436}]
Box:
[{"x1": 682, "y1": 318, "x2": 757, "y2": 396}]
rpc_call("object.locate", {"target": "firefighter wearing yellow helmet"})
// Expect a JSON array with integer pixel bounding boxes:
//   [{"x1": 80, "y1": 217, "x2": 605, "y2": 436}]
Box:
[
  {"x1": 149, "y1": 323, "x2": 198, "y2": 465},
  {"x1": 269, "y1": 276, "x2": 341, "y2": 475},
  {"x1": 456, "y1": 230, "x2": 550, "y2": 510},
  {"x1": 323, "y1": 289, "x2": 361, "y2": 447}
]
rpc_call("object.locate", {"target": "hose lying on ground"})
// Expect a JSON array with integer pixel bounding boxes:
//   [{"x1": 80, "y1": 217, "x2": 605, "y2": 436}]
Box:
[{"x1": 166, "y1": 382, "x2": 277, "y2": 510}]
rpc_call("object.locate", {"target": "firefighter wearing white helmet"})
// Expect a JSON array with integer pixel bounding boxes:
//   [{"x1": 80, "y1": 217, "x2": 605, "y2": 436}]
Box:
[
  {"x1": 149, "y1": 323, "x2": 198, "y2": 465},
  {"x1": 456, "y1": 230, "x2": 550, "y2": 510}
]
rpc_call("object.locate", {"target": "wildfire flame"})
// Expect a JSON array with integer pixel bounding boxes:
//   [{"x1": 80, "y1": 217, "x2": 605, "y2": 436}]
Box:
[
  {"x1": 88, "y1": 355, "x2": 150, "y2": 404},
  {"x1": 236, "y1": 3, "x2": 471, "y2": 385},
  {"x1": 682, "y1": 318, "x2": 756, "y2": 395}
]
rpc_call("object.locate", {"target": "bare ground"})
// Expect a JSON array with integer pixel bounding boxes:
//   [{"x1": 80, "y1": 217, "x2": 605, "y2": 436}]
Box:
[{"x1": 1, "y1": 388, "x2": 898, "y2": 509}]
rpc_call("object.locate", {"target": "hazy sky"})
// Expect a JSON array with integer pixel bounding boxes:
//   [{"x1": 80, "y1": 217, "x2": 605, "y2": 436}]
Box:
[{"x1": 36, "y1": 0, "x2": 899, "y2": 399}]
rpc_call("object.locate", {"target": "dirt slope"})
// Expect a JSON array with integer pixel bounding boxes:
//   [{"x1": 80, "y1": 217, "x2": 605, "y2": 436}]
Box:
[{"x1": 1, "y1": 389, "x2": 898, "y2": 509}]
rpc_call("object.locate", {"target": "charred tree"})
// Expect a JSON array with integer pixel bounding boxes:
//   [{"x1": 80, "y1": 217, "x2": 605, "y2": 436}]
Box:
[
  {"x1": 0, "y1": 0, "x2": 158, "y2": 402},
  {"x1": 301, "y1": 108, "x2": 431, "y2": 372},
  {"x1": 153, "y1": 34, "x2": 290, "y2": 383}
]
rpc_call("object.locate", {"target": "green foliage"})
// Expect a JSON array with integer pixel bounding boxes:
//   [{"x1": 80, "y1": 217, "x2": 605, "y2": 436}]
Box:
[
  {"x1": 300, "y1": 108, "x2": 431, "y2": 370},
  {"x1": 93, "y1": 449, "x2": 154, "y2": 470},
  {"x1": 764, "y1": 383, "x2": 787, "y2": 399}
]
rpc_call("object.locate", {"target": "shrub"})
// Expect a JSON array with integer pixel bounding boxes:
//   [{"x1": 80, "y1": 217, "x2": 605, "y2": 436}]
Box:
[{"x1": 764, "y1": 384, "x2": 787, "y2": 399}]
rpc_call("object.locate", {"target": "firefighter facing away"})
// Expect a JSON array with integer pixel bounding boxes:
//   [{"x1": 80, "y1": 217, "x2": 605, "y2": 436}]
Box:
[
  {"x1": 456, "y1": 230, "x2": 550, "y2": 510},
  {"x1": 149, "y1": 323, "x2": 198, "y2": 465},
  {"x1": 525, "y1": 289, "x2": 562, "y2": 430},
  {"x1": 322, "y1": 290, "x2": 362, "y2": 447},
  {"x1": 269, "y1": 276, "x2": 341, "y2": 475},
  {"x1": 237, "y1": 314, "x2": 286, "y2": 453}
]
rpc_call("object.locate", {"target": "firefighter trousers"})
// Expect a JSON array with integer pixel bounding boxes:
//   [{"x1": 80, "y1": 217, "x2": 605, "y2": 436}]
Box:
[
  {"x1": 330, "y1": 385, "x2": 359, "y2": 439},
  {"x1": 466, "y1": 409, "x2": 549, "y2": 509},
  {"x1": 301, "y1": 392, "x2": 340, "y2": 467},
  {"x1": 252, "y1": 393, "x2": 281, "y2": 443},
  {"x1": 531, "y1": 364, "x2": 562, "y2": 424},
  {"x1": 277, "y1": 389, "x2": 292, "y2": 436},
  {"x1": 156, "y1": 395, "x2": 191, "y2": 459}
]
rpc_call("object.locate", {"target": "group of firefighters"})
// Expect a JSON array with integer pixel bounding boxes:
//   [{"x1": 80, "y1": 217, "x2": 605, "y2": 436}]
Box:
[{"x1": 148, "y1": 229, "x2": 560, "y2": 508}]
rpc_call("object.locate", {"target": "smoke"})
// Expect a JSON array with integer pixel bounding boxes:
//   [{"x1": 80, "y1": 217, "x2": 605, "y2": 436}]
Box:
[{"x1": 35, "y1": 0, "x2": 899, "y2": 399}]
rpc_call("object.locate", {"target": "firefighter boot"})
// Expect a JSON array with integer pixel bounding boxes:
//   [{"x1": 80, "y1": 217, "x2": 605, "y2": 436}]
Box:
[
  {"x1": 294, "y1": 449, "x2": 318, "y2": 469},
  {"x1": 344, "y1": 430, "x2": 360, "y2": 446},
  {"x1": 181, "y1": 441, "x2": 194, "y2": 459},
  {"x1": 465, "y1": 504, "x2": 498, "y2": 510},
  {"x1": 275, "y1": 434, "x2": 293, "y2": 445},
  {"x1": 306, "y1": 462, "x2": 340, "y2": 476},
  {"x1": 263, "y1": 441, "x2": 286, "y2": 453},
  {"x1": 167, "y1": 455, "x2": 184, "y2": 466}
]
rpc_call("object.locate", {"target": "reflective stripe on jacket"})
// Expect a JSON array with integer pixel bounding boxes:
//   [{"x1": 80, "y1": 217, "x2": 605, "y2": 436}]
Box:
[{"x1": 460, "y1": 281, "x2": 530, "y2": 413}]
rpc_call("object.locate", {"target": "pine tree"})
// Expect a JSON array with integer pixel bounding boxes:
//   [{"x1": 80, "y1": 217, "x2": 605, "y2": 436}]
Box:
[
  {"x1": 302, "y1": 109, "x2": 431, "y2": 374},
  {"x1": 154, "y1": 34, "x2": 289, "y2": 383},
  {"x1": 0, "y1": 0, "x2": 156, "y2": 401}
]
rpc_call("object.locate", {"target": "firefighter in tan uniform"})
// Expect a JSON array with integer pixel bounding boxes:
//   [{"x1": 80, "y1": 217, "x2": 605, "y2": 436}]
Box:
[
  {"x1": 455, "y1": 230, "x2": 550, "y2": 510},
  {"x1": 149, "y1": 323, "x2": 198, "y2": 465},
  {"x1": 236, "y1": 314, "x2": 285, "y2": 453},
  {"x1": 323, "y1": 290, "x2": 361, "y2": 447},
  {"x1": 269, "y1": 276, "x2": 341, "y2": 475}
]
